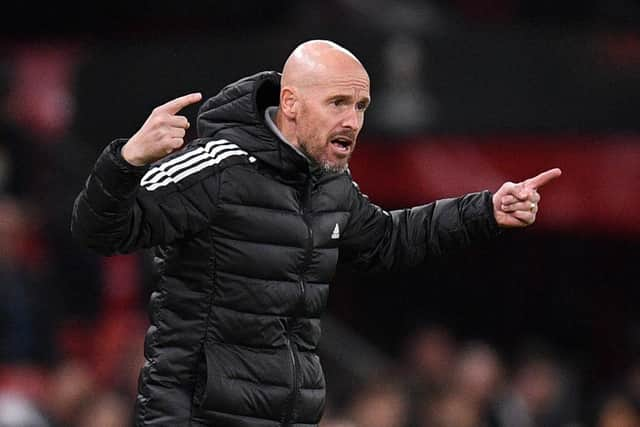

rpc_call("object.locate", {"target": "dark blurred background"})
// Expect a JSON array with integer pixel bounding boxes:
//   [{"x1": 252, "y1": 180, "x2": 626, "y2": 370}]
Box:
[{"x1": 0, "y1": 1, "x2": 639, "y2": 426}]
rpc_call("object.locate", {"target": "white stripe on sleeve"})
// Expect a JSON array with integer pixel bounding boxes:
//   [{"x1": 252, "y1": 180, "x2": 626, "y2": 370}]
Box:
[{"x1": 141, "y1": 143, "x2": 247, "y2": 191}]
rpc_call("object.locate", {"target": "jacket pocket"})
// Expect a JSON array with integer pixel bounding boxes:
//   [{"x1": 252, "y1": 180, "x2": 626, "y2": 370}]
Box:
[
  {"x1": 197, "y1": 342, "x2": 294, "y2": 419},
  {"x1": 198, "y1": 344, "x2": 228, "y2": 410}
]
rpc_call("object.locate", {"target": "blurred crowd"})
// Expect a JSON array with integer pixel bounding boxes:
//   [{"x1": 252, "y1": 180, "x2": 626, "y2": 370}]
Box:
[
  {"x1": 0, "y1": 44, "x2": 150, "y2": 426},
  {"x1": 320, "y1": 324, "x2": 640, "y2": 427},
  {"x1": 0, "y1": 36, "x2": 638, "y2": 427}
]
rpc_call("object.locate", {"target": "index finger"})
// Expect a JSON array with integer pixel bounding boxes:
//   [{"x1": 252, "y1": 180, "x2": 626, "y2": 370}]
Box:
[
  {"x1": 157, "y1": 92, "x2": 203, "y2": 114},
  {"x1": 524, "y1": 168, "x2": 562, "y2": 189}
]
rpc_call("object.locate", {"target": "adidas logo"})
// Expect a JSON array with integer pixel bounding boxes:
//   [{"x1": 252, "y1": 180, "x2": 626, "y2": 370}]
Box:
[{"x1": 331, "y1": 223, "x2": 340, "y2": 239}]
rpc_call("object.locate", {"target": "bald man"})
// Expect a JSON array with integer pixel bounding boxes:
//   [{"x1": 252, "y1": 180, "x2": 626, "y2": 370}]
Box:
[{"x1": 72, "y1": 40, "x2": 560, "y2": 426}]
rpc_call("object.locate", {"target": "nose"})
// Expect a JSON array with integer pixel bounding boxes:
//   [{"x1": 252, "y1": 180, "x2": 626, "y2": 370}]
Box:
[{"x1": 341, "y1": 108, "x2": 360, "y2": 131}]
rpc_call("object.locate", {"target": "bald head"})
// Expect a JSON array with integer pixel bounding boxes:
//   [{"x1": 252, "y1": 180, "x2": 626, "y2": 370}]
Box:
[
  {"x1": 281, "y1": 40, "x2": 368, "y2": 89},
  {"x1": 275, "y1": 40, "x2": 371, "y2": 174}
]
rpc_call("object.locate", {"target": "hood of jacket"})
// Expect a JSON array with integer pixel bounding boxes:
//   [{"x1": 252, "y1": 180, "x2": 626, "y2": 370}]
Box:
[{"x1": 197, "y1": 71, "x2": 313, "y2": 180}]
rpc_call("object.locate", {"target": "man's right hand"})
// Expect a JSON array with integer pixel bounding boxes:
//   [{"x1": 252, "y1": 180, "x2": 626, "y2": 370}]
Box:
[{"x1": 121, "y1": 92, "x2": 203, "y2": 166}]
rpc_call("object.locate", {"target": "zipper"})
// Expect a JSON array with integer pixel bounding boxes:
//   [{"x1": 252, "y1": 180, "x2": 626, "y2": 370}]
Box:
[
  {"x1": 298, "y1": 178, "x2": 314, "y2": 313},
  {"x1": 303, "y1": 223, "x2": 313, "y2": 268},
  {"x1": 282, "y1": 329, "x2": 298, "y2": 426},
  {"x1": 282, "y1": 179, "x2": 314, "y2": 425},
  {"x1": 298, "y1": 278, "x2": 306, "y2": 305},
  {"x1": 301, "y1": 178, "x2": 314, "y2": 279},
  {"x1": 298, "y1": 222, "x2": 312, "y2": 312}
]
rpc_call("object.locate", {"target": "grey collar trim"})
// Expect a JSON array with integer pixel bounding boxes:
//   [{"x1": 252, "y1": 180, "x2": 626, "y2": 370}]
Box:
[{"x1": 264, "y1": 106, "x2": 310, "y2": 163}]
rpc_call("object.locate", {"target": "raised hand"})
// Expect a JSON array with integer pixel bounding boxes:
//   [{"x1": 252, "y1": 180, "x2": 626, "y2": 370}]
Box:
[
  {"x1": 492, "y1": 168, "x2": 562, "y2": 228},
  {"x1": 121, "y1": 92, "x2": 203, "y2": 166}
]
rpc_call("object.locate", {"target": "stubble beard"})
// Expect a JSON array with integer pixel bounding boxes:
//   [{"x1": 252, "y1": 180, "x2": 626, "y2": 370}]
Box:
[
  {"x1": 296, "y1": 103, "x2": 350, "y2": 174},
  {"x1": 298, "y1": 138, "x2": 349, "y2": 174}
]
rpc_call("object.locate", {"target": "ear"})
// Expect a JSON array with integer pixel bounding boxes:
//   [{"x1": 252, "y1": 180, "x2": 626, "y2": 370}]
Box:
[{"x1": 280, "y1": 87, "x2": 298, "y2": 119}]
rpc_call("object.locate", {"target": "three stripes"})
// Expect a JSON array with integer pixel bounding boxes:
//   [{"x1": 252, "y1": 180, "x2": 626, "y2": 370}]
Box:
[{"x1": 140, "y1": 139, "x2": 251, "y2": 191}]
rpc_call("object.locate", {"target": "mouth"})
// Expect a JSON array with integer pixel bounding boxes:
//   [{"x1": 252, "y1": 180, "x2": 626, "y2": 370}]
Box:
[{"x1": 329, "y1": 136, "x2": 353, "y2": 155}]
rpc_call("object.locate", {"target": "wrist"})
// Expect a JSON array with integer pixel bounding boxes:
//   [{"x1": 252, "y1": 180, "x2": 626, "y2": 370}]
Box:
[{"x1": 121, "y1": 141, "x2": 147, "y2": 166}]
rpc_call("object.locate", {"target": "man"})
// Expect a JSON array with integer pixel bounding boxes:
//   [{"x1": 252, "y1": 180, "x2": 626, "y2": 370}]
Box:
[{"x1": 71, "y1": 40, "x2": 560, "y2": 426}]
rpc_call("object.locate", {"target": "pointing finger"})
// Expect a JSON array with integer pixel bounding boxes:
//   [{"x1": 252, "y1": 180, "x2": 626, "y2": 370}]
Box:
[
  {"x1": 157, "y1": 92, "x2": 203, "y2": 115},
  {"x1": 524, "y1": 168, "x2": 562, "y2": 189}
]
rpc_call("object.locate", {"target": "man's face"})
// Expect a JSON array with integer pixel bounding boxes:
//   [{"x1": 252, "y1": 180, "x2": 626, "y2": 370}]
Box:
[{"x1": 294, "y1": 71, "x2": 370, "y2": 173}]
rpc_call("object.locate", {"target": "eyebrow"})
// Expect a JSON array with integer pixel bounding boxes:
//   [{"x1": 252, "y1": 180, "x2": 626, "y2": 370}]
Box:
[{"x1": 327, "y1": 94, "x2": 371, "y2": 104}]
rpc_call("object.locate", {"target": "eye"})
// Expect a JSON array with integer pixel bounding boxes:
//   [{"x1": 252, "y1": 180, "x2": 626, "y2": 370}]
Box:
[
  {"x1": 332, "y1": 98, "x2": 345, "y2": 107},
  {"x1": 356, "y1": 101, "x2": 368, "y2": 111}
]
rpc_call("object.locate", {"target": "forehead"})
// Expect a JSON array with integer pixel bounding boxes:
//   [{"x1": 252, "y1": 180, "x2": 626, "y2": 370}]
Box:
[{"x1": 312, "y1": 72, "x2": 370, "y2": 98}]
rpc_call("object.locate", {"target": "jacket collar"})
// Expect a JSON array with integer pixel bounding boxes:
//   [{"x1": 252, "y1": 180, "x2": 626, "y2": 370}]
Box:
[{"x1": 196, "y1": 71, "x2": 318, "y2": 182}]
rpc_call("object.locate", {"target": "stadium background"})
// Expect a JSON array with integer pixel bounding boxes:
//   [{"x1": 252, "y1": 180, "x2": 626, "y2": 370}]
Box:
[{"x1": 0, "y1": 1, "x2": 639, "y2": 426}]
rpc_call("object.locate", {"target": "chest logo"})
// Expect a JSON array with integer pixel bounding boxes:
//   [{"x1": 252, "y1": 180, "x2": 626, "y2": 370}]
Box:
[{"x1": 331, "y1": 223, "x2": 340, "y2": 239}]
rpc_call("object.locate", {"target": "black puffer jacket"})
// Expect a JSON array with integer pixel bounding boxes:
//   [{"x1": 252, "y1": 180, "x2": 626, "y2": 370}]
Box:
[{"x1": 71, "y1": 71, "x2": 500, "y2": 426}]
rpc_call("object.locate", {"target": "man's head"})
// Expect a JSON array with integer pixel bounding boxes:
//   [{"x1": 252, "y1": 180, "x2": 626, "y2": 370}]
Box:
[{"x1": 276, "y1": 40, "x2": 370, "y2": 173}]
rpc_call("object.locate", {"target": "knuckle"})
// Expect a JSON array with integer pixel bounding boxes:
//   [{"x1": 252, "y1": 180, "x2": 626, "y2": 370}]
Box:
[
  {"x1": 156, "y1": 112, "x2": 170, "y2": 123},
  {"x1": 154, "y1": 129, "x2": 166, "y2": 140},
  {"x1": 149, "y1": 116, "x2": 163, "y2": 128}
]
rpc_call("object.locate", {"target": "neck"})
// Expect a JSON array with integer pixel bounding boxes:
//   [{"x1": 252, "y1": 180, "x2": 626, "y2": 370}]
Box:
[{"x1": 275, "y1": 108, "x2": 301, "y2": 150}]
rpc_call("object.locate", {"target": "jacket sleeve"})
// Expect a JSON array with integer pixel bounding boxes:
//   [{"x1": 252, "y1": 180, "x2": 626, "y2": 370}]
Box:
[
  {"x1": 338, "y1": 179, "x2": 501, "y2": 272},
  {"x1": 71, "y1": 139, "x2": 217, "y2": 255}
]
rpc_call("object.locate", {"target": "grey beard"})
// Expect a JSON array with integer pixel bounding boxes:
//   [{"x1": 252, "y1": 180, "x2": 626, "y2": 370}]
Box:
[
  {"x1": 298, "y1": 142, "x2": 348, "y2": 174},
  {"x1": 317, "y1": 159, "x2": 348, "y2": 174}
]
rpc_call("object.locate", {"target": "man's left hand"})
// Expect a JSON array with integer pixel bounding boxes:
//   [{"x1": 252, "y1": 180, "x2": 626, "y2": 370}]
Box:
[{"x1": 492, "y1": 168, "x2": 562, "y2": 228}]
